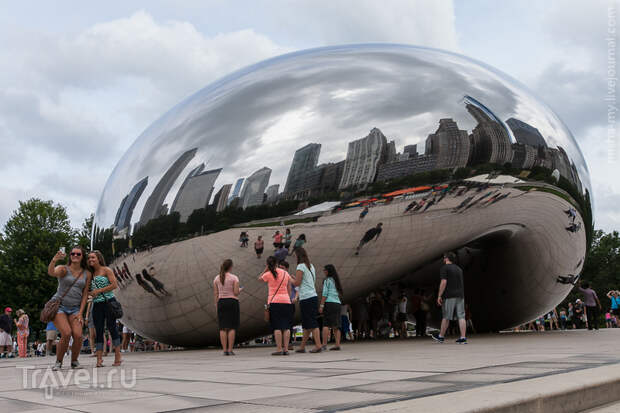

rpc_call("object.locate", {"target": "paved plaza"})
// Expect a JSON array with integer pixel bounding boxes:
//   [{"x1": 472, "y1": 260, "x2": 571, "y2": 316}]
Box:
[{"x1": 1, "y1": 330, "x2": 619, "y2": 412}]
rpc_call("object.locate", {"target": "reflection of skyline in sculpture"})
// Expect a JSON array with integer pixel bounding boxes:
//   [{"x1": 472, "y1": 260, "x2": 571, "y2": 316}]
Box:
[
  {"x1": 170, "y1": 163, "x2": 205, "y2": 212},
  {"x1": 114, "y1": 177, "x2": 148, "y2": 233},
  {"x1": 212, "y1": 183, "x2": 232, "y2": 212},
  {"x1": 171, "y1": 166, "x2": 222, "y2": 222},
  {"x1": 339, "y1": 128, "x2": 393, "y2": 189},
  {"x1": 506, "y1": 118, "x2": 548, "y2": 148},
  {"x1": 425, "y1": 118, "x2": 470, "y2": 169},
  {"x1": 465, "y1": 99, "x2": 513, "y2": 166},
  {"x1": 284, "y1": 143, "x2": 321, "y2": 194},
  {"x1": 92, "y1": 44, "x2": 592, "y2": 346},
  {"x1": 265, "y1": 184, "x2": 280, "y2": 203},
  {"x1": 239, "y1": 167, "x2": 271, "y2": 208},
  {"x1": 138, "y1": 148, "x2": 197, "y2": 226},
  {"x1": 227, "y1": 178, "x2": 244, "y2": 205}
]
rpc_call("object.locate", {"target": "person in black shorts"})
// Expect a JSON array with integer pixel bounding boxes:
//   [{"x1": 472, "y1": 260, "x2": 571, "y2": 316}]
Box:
[{"x1": 355, "y1": 223, "x2": 382, "y2": 255}]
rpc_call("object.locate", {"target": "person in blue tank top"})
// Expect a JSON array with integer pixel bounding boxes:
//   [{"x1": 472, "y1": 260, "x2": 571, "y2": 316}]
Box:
[
  {"x1": 87, "y1": 251, "x2": 121, "y2": 367},
  {"x1": 47, "y1": 246, "x2": 91, "y2": 370}
]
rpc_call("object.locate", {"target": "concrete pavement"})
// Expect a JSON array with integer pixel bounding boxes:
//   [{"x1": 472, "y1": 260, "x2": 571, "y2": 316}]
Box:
[{"x1": 0, "y1": 330, "x2": 619, "y2": 412}]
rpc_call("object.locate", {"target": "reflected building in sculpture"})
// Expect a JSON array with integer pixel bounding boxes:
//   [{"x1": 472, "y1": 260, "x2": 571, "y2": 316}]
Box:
[
  {"x1": 506, "y1": 118, "x2": 548, "y2": 148},
  {"x1": 228, "y1": 178, "x2": 244, "y2": 206},
  {"x1": 171, "y1": 166, "x2": 222, "y2": 222},
  {"x1": 339, "y1": 128, "x2": 391, "y2": 189},
  {"x1": 138, "y1": 148, "x2": 197, "y2": 227},
  {"x1": 425, "y1": 119, "x2": 470, "y2": 169},
  {"x1": 93, "y1": 44, "x2": 592, "y2": 346},
  {"x1": 114, "y1": 177, "x2": 148, "y2": 234},
  {"x1": 240, "y1": 167, "x2": 271, "y2": 209},
  {"x1": 465, "y1": 99, "x2": 513, "y2": 166},
  {"x1": 284, "y1": 143, "x2": 321, "y2": 196},
  {"x1": 212, "y1": 184, "x2": 232, "y2": 212}
]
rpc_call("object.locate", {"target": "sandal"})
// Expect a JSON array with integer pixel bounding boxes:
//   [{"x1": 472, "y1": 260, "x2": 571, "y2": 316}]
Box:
[
  {"x1": 96, "y1": 363, "x2": 104, "y2": 368},
  {"x1": 271, "y1": 351, "x2": 284, "y2": 356},
  {"x1": 309, "y1": 348, "x2": 322, "y2": 353},
  {"x1": 113, "y1": 360, "x2": 122, "y2": 366},
  {"x1": 330, "y1": 346, "x2": 341, "y2": 351},
  {"x1": 295, "y1": 349, "x2": 306, "y2": 353}
]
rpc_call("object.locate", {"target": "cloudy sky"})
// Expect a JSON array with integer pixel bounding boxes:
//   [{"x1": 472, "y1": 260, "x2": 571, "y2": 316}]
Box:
[{"x1": 0, "y1": 0, "x2": 617, "y2": 231}]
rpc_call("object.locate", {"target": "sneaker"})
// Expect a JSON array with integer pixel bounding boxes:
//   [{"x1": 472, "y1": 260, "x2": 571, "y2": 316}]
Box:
[
  {"x1": 71, "y1": 361, "x2": 82, "y2": 369},
  {"x1": 52, "y1": 361, "x2": 62, "y2": 371},
  {"x1": 431, "y1": 333, "x2": 444, "y2": 343},
  {"x1": 455, "y1": 337, "x2": 467, "y2": 344}
]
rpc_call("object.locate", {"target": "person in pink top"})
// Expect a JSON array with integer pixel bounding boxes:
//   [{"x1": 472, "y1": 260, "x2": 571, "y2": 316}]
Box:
[
  {"x1": 213, "y1": 259, "x2": 241, "y2": 355},
  {"x1": 259, "y1": 256, "x2": 292, "y2": 355},
  {"x1": 15, "y1": 309, "x2": 29, "y2": 358}
]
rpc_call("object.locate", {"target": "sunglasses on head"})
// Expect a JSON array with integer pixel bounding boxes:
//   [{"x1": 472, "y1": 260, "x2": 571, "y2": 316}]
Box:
[{"x1": 70, "y1": 252, "x2": 82, "y2": 257}]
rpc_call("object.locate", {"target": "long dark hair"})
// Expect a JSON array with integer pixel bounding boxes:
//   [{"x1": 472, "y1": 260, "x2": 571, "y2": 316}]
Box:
[
  {"x1": 69, "y1": 246, "x2": 88, "y2": 270},
  {"x1": 324, "y1": 264, "x2": 343, "y2": 296},
  {"x1": 267, "y1": 256, "x2": 278, "y2": 280},
  {"x1": 295, "y1": 247, "x2": 312, "y2": 274},
  {"x1": 220, "y1": 259, "x2": 233, "y2": 284}
]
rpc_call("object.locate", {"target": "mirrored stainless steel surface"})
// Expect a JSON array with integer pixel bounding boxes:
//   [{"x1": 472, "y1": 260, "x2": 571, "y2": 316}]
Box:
[{"x1": 93, "y1": 44, "x2": 592, "y2": 346}]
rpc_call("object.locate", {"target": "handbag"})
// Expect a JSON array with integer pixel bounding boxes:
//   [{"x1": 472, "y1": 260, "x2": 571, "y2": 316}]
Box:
[
  {"x1": 264, "y1": 273, "x2": 286, "y2": 323},
  {"x1": 106, "y1": 297, "x2": 123, "y2": 319},
  {"x1": 40, "y1": 269, "x2": 83, "y2": 323}
]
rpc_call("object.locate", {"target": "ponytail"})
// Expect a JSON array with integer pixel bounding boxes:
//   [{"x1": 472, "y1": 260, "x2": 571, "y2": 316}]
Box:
[
  {"x1": 267, "y1": 256, "x2": 278, "y2": 280},
  {"x1": 220, "y1": 259, "x2": 233, "y2": 284}
]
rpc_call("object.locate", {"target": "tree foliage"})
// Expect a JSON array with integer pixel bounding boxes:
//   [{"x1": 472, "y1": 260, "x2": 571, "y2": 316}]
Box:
[{"x1": 0, "y1": 199, "x2": 80, "y2": 338}]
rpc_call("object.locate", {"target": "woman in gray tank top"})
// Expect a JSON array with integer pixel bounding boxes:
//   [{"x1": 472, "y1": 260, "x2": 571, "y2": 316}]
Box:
[{"x1": 47, "y1": 246, "x2": 92, "y2": 370}]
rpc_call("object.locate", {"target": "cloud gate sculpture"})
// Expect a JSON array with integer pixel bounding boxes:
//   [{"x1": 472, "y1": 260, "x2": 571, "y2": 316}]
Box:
[{"x1": 93, "y1": 44, "x2": 592, "y2": 346}]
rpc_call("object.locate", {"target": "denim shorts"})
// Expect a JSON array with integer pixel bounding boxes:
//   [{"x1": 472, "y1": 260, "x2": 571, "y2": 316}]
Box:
[{"x1": 58, "y1": 305, "x2": 80, "y2": 315}]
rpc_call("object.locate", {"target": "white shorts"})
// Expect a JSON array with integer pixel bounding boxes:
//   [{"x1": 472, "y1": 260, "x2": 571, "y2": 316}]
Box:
[
  {"x1": 0, "y1": 331, "x2": 12, "y2": 346},
  {"x1": 122, "y1": 326, "x2": 132, "y2": 334}
]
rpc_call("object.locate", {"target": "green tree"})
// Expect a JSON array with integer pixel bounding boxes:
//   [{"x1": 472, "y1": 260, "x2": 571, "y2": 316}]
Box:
[
  {"x1": 76, "y1": 213, "x2": 94, "y2": 249},
  {"x1": 0, "y1": 199, "x2": 74, "y2": 338}
]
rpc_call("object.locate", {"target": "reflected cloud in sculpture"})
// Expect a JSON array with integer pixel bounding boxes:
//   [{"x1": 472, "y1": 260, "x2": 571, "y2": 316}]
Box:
[{"x1": 93, "y1": 44, "x2": 592, "y2": 346}]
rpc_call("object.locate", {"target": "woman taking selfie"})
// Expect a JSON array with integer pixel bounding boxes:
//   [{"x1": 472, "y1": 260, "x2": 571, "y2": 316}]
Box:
[
  {"x1": 47, "y1": 247, "x2": 91, "y2": 370},
  {"x1": 213, "y1": 259, "x2": 241, "y2": 355},
  {"x1": 87, "y1": 251, "x2": 121, "y2": 367}
]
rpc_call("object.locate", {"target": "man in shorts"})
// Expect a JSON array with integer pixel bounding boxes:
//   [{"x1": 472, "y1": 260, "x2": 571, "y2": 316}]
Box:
[
  {"x1": 0, "y1": 307, "x2": 13, "y2": 358},
  {"x1": 432, "y1": 253, "x2": 467, "y2": 344},
  {"x1": 355, "y1": 223, "x2": 383, "y2": 255},
  {"x1": 45, "y1": 321, "x2": 58, "y2": 356}
]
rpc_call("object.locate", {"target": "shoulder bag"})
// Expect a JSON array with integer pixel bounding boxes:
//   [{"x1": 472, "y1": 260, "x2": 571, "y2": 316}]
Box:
[
  {"x1": 40, "y1": 269, "x2": 82, "y2": 323},
  {"x1": 264, "y1": 272, "x2": 286, "y2": 323},
  {"x1": 105, "y1": 296, "x2": 123, "y2": 319}
]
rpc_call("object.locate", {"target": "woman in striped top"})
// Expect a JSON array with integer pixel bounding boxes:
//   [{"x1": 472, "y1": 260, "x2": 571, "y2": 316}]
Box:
[{"x1": 87, "y1": 251, "x2": 121, "y2": 367}]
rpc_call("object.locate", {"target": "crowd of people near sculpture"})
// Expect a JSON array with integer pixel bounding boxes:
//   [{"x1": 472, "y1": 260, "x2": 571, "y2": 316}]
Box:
[{"x1": 518, "y1": 286, "x2": 620, "y2": 332}]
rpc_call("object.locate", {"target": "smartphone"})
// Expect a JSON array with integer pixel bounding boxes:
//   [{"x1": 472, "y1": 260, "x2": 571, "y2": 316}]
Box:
[{"x1": 59, "y1": 247, "x2": 66, "y2": 254}]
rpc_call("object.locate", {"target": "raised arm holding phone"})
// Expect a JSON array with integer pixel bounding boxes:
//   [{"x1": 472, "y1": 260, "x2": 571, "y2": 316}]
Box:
[{"x1": 46, "y1": 246, "x2": 91, "y2": 370}]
